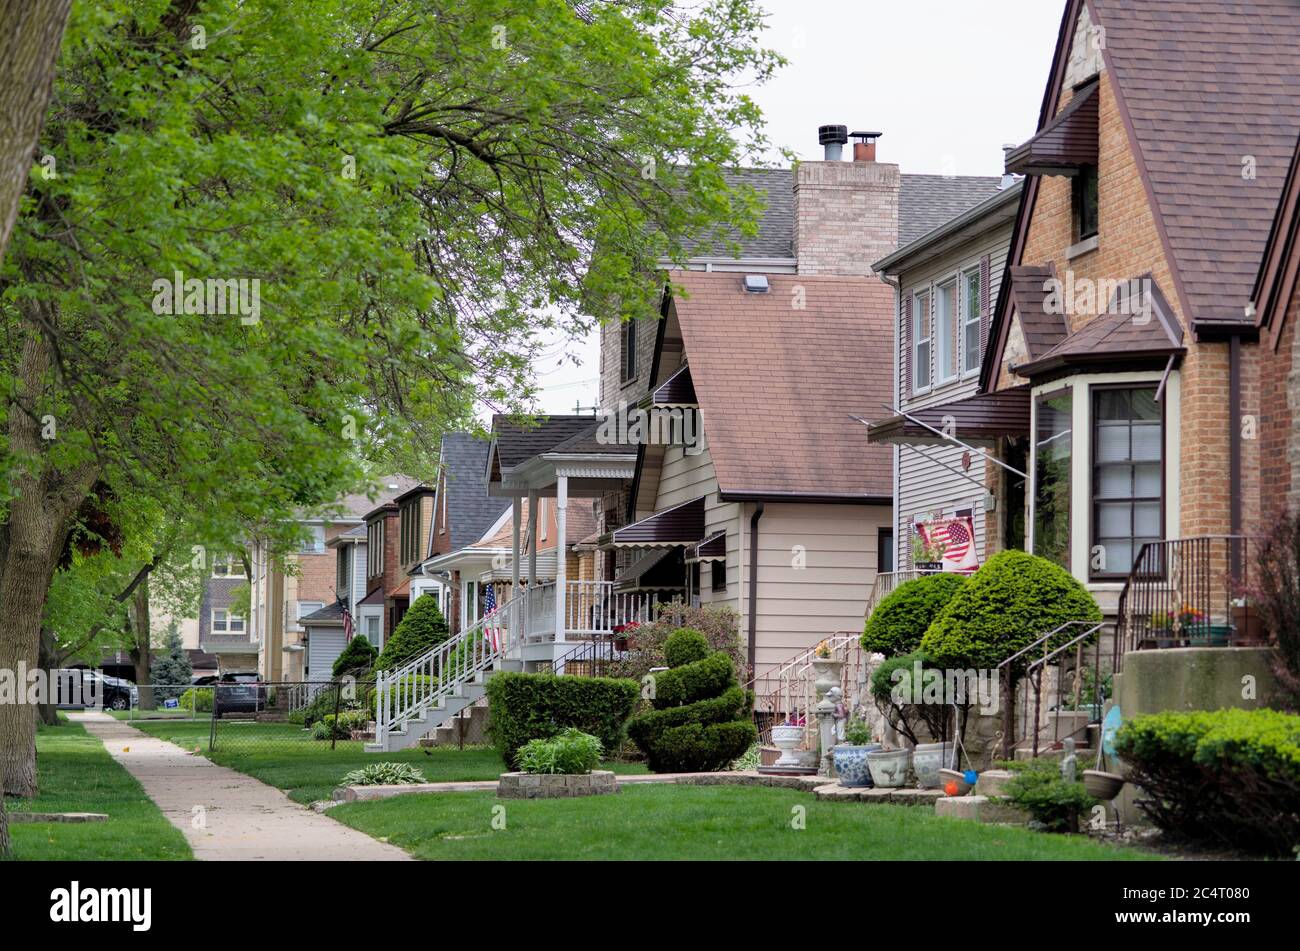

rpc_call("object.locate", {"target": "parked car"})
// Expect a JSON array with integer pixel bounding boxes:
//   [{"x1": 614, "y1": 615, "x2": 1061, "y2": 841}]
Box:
[
  {"x1": 55, "y1": 669, "x2": 138, "y2": 711},
  {"x1": 212, "y1": 672, "x2": 268, "y2": 718}
]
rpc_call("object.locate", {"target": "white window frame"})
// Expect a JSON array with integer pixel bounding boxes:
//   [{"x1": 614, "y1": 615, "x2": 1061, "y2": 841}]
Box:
[
  {"x1": 912, "y1": 290, "x2": 932, "y2": 394},
  {"x1": 212, "y1": 608, "x2": 246, "y2": 634},
  {"x1": 935, "y1": 277, "x2": 959, "y2": 385},
  {"x1": 962, "y1": 267, "x2": 983, "y2": 378},
  {"x1": 211, "y1": 554, "x2": 245, "y2": 578},
  {"x1": 296, "y1": 600, "x2": 324, "y2": 620}
]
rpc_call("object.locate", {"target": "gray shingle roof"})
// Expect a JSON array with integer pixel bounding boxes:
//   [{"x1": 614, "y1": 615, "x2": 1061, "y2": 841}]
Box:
[
  {"x1": 332, "y1": 475, "x2": 422, "y2": 519},
  {"x1": 683, "y1": 167, "x2": 796, "y2": 260},
  {"x1": 899, "y1": 175, "x2": 1006, "y2": 245},
  {"x1": 441, "y1": 433, "x2": 511, "y2": 551}
]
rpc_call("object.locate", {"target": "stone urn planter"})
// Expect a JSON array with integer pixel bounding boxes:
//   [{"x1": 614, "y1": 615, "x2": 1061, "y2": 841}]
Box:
[
  {"x1": 770, "y1": 725, "x2": 805, "y2": 767},
  {"x1": 832, "y1": 743, "x2": 882, "y2": 787},
  {"x1": 811, "y1": 657, "x2": 844, "y2": 700},
  {"x1": 866, "y1": 747, "x2": 912, "y2": 788},
  {"x1": 912, "y1": 741, "x2": 954, "y2": 789}
]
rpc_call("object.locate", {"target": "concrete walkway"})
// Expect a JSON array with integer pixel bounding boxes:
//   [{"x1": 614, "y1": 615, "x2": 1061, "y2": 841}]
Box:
[{"x1": 71, "y1": 713, "x2": 410, "y2": 861}]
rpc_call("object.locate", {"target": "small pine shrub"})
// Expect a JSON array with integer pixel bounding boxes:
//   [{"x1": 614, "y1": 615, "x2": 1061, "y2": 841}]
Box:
[
  {"x1": 862, "y1": 573, "x2": 968, "y2": 657},
  {"x1": 333, "y1": 636, "x2": 378, "y2": 677},
  {"x1": 376, "y1": 594, "x2": 450, "y2": 671},
  {"x1": 341, "y1": 762, "x2": 427, "y2": 786},
  {"x1": 517, "y1": 728, "x2": 603, "y2": 775}
]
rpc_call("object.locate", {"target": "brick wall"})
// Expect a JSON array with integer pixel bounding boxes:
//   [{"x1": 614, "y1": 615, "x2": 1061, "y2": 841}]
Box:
[
  {"x1": 794, "y1": 159, "x2": 900, "y2": 276},
  {"x1": 1260, "y1": 288, "x2": 1300, "y2": 521}
]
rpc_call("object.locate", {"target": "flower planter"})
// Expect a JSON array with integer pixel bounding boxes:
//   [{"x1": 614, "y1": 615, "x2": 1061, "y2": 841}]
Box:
[
  {"x1": 866, "y1": 748, "x2": 912, "y2": 788},
  {"x1": 833, "y1": 743, "x2": 882, "y2": 787},
  {"x1": 911, "y1": 741, "x2": 954, "y2": 789},
  {"x1": 1082, "y1": 769, "x2": 1126, "y2": 800},
  {"x1": 1184, "y1": 623, "x2": 1232, "y2": 648},
  {"x1": 770, "y1": 725, "x2": 805, "y2": 767}
]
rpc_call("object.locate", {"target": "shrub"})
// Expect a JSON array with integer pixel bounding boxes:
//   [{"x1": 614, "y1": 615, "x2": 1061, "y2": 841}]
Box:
[
  {"x1": 920, "y1": 550, "x2": 1101, "y2": 671},
  {"x1": 517, "y1": 728, "x2": 603, "y2": 774},
  {"x1": 341, "y1": 762, "x2": 427, "y2": 786},
  {"x1": 663, "y1": 628, "x2": 710, "y2": 668},
  {"x1": 485, "y1": 673, "x2": 639, "y2": 769},
  {"x1": 1252, "y1": 516, "x2": 1300, "y2": 709},
  {"x1": 862, "y1": 573, "x2": 968, "y2": 657},
  {"x1": 605, "y1": 603, "x2": 745, "y2": 683},
  {"x1": 179, "y1": 687, "x2": 213, "y2": 713},
  {"x1": 1000, "y1": 758, "x2": 1097, "y2": 833},
  {"x1": 303, "y1": 688, "x2": 362, "y2": 727},
  {"x1": 332, "y1": 636, "x2": 378, "y2": 677},
  {"x1": 1114, "y1": 708, "x2": 1300, "y2": 855},
  {"x1": 868, "y1": 651, "x2": 947, "y2": 746},
  {"x1": 376, "y1": 594, "x2": 450, "y2": 671},
  {"x1": 313, "y1": 709, "x2": 370, "y2": 740},
  {"x1": 628, "y1": 647, "x2": 756, "y2": 772}
]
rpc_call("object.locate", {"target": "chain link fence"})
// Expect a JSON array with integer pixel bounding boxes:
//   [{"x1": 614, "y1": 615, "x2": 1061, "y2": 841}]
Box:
[{"x1": 206, "y1": 680, "x2": 371, "y2": 754}]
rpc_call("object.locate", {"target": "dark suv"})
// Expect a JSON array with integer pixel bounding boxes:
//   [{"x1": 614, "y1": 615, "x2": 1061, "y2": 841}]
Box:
[
  {"x1": 212, "y1": 672, "x2": 268, "y2": 718},
  {"x1": 55, "y1": 670, "x2": 138, "y2": 711}
]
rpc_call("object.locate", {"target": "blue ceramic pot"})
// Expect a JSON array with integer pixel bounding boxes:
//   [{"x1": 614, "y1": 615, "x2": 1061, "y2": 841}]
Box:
[{"x1": 833, "y1": 743, "x2": 883, "y2": 787}]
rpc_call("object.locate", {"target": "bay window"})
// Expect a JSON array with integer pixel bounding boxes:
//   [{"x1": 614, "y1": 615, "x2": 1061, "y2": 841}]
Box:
[
  {"x1": 1091, "y1": 385, "x2": 1162, "y2": 578},
  {"x1": 1033, "y1": 388, "x2": 1073, "y2": 569}
]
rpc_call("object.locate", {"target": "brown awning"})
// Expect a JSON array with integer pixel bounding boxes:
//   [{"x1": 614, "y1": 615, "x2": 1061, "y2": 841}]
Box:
[
  {"x1": 1014, "y1": 275, "x2": 1185, "y2": 377},
  {"x1": 1005, "y1": 78, "x2": 1099, "y2": 176},
  {"x1": 687, "y1": 531, "x2": 726, "y2": 563},
  {"x1": 867, "y1": 387, "x2": 1032, "y2": 447},
  {"x1": 600, "y1": 496, "x2": 705, "y2": 549}
]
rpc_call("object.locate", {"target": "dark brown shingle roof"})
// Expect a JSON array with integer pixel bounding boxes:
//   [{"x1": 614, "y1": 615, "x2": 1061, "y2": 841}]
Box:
[
  {"x1": 1008, "y1": 263, "x2": 1070, "y2": 358},
  {"x1": 1092, "y1": 0, "x2": 1300, "y2": 325},
  {"x1": 868, "y1": 387, "x2": 1031, "y2": 446},
  {"x1": 666, "y1": 270, "x2": 895, "y2": 500}
]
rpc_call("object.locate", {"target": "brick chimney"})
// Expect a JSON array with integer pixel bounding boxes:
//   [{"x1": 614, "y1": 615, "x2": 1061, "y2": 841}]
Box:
[{"x1": 794, "y1": 128, "x2": 900, "y2": 276}]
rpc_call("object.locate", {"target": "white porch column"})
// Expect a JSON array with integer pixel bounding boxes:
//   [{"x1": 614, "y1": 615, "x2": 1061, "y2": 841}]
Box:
[
  {"x1": 554, "y1": 474, "x2": 567, "y2": 643},
  {"x1": 511, "y1": 498, "x2": 521, "y2": 594},
  {"x1": 527, "y1": 489, "x2": 538, "y2": 586}
]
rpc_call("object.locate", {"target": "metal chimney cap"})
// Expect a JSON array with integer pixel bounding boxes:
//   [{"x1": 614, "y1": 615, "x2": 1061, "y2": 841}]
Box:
[
  {"x1": 743, "y1": 274, "x2": 770, "y2": 294},
  {"x1": 818, "y1": 124, "x2": 849, "y2": 146},
  {"x1": 850, "y1": 131, "x2": 883, "y2": 143}
]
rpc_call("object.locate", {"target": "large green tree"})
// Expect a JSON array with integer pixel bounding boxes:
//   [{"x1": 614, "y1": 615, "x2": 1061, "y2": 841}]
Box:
[{"x1": 0, "y1": 0, "x2": 778, "y2": 795}]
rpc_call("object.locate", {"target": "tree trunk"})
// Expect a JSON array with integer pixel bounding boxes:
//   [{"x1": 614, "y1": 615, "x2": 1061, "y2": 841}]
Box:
[
  {"x1": 36, "y1": 626, "x2": 58, "y2": 727},
  {"x1": 0, "y1": 0, "x2": 74, "y2": 264},
  {"x1": 0, "y1": 790, "x2": 8, "y2": 858},
  {"x1": 129, "y1": 580, "x2": 154, "y2": 709}
]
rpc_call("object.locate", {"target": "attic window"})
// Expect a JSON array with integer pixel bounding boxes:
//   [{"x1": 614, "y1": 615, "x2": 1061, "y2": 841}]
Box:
[{"x1": 1074, "y1": 164, "x2": 1099, "y2": 242}]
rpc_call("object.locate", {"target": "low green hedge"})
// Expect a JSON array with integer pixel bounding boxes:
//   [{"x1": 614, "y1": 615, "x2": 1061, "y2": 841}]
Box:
[
  {"x1": 1115, "y1": 708, "x2": 1300, "y2": 855},
  {"x1": 485, "y1": 672, "x2": 639, "y2": 769},
  {"x1": 862, "y1": 572, "x2": 967, "y2": 657}
]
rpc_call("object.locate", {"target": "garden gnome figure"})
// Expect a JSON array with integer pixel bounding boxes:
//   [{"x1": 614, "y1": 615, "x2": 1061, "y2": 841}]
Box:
[{"x1": 1060, "y1": 737, "x2": 1078, "y2": 783}]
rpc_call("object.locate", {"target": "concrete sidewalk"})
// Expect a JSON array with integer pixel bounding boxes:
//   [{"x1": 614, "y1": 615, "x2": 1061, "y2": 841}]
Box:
[{"x1": 71, "y1": 713, "x2": 410, "y2": 861}]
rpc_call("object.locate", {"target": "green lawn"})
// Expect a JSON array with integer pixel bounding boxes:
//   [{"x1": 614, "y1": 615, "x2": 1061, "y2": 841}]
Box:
[
  {"x1": 328, "y1": 784, "x2": 1160, "y2": 861},
  {"x1": 5, "y1": 720, "x2": 191, "y2": 861},
  {"x1": 129, "y1": 720, "x2": 647, "y2": 804}
]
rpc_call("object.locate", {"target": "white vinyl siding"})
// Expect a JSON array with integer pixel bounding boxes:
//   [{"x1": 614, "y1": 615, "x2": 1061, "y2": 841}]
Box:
[{"x1": 307, "y1": 627, "x2": 346, "y2": 683}]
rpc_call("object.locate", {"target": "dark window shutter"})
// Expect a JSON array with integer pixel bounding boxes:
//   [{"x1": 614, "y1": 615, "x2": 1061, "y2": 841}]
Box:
[
  {"x1": 979, "y1": 255, "x2": 992, "y2": 364},
  {"x1": 901, "y1": 291, "x2": 912, "y2": 399}
]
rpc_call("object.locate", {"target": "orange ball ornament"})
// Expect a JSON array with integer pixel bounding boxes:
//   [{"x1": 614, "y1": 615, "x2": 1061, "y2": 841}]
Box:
[{"x1": 944, "y1": 780, "x2": 959, "y2": 796}]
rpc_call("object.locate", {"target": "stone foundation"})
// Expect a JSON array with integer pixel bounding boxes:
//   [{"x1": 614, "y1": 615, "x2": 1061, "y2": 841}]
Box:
[{"x1": 497, "y1": 770, "x2": 619, "y2": 799}]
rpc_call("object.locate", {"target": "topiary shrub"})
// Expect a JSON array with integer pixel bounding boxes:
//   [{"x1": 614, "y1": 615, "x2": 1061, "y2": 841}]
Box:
[
  {"x1": 919, "y1": 550, "x2": 1101, "y2": 671},
  {"x1": 517, "y1": 728, "x2": 603, "y2": 775},
  {"x1": 863, "y1": 573, "x2": 968, "y2": 657},
  {"x1": 375, "y1": 594, "x2": 450, "y2": 671},
  {"x1": 332, "y1": 636, "x2": 378, "y2": 677},
  {"x1": 663, "y1": 628, "x2": 710, "y2": 668},
  {"x1": 486, "y1": 673, "x2": 639, "y2": 769},
  {"x1": 628, "y1": 646, "x2": 756, "y2": 772},
  {"x1": 1114, "y1": 708, "x2": 1300, "y2": 855}
]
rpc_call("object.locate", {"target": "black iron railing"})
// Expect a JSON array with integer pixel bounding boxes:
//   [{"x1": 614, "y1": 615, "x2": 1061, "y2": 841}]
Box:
[{"x1": 1115, "y1": 536, "x2": 1263, "y2": 667}]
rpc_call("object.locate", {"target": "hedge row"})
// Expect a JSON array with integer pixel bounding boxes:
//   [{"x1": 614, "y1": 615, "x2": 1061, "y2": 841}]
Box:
[
  {"x1": 1115, "y1": 708, "x2": 1300, "y2": 855},
  {"x1": 485, "y1": 672, "x2": 639, "y2": 769}
]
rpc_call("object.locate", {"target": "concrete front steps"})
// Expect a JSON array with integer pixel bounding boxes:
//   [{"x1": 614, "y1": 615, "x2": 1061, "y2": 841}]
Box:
[
  {"x1": 419, "y1": 703, "x2": 489, "y2": 748},
  {"x1": 364, "y1": 659, "x2": 522, "y2": 753}
]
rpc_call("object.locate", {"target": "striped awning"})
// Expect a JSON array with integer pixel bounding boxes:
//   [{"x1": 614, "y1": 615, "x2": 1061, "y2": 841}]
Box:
[
  {"x1": 687, "y1": 531, "x2": 727, "y2": 563},
  {"x1": 600, "y1": 496, "x2": 706, "y2": 549}
]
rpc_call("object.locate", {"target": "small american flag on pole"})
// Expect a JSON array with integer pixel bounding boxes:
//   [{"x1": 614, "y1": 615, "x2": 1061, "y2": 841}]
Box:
[
  {"x1": 341, "y1": 600, "x2": 355, "y2": 640},
  {"x1": 919, "y1": 515, "x2": 979, "y2": 573},
  {"x1": 483, "y1": 583, "x2": 499, "y2": 651}
]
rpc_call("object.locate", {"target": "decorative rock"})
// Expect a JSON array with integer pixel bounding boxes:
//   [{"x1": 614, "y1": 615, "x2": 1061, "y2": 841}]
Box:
[
  {"x1": 497, "y1": 771, "x2": 620, "y2": 799},
  {"x1": 934, "y1": 794, "x2": 1030, "y2": 825}
]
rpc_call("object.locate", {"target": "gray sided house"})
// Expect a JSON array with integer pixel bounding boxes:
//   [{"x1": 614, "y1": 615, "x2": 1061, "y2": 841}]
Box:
[{"x1": 869, "y1": 180, "x2": 1026, "y2": 570}]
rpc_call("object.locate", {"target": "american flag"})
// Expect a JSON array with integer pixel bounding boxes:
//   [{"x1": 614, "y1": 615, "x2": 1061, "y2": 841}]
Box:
[
  {"x1": 921, "y1": 516, "x2": 979, "y2": 573},
  {"x1": 341, "y1": 600, "x2": 355, "y2": 640},
  {"x1": 483, "y1": 584, "x2": 499, "y2": 651}
]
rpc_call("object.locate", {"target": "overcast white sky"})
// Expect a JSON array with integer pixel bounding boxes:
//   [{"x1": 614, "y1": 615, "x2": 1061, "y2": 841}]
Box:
[{"x1": 517, "y1": 0, "x2": 1065, "y2": 418}]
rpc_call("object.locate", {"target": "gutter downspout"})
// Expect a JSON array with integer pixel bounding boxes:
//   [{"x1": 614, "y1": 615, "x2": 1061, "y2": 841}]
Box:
[
  {"x1": 1229, "y1": 333, "x2": 1243, "y2": 583},
  {"x1": 747, "y1": 501, "x2": 765, "y2": 679}
]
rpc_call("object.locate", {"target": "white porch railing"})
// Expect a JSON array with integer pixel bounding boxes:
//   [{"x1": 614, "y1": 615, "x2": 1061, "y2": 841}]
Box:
[{"x1": 521, "y1": 580, "x2": 659, "y2": 642}]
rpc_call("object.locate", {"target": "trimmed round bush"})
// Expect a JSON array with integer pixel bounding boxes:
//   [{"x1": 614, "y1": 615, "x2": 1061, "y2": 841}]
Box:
[
  {"x1": 332, "y1": 635, "x2": 378, "y2": 677},
  {"x1": 375, "y1": 594, "x2": 450, "y2": 671},
  {"x1": 629, "y1": 647, "x2": 756, "y2": 772},
  {"x1": 862, "y1": 573, "x2": 968, "y2": 657},
  {"x1": 663, "y1": 628, "x2": 710, "y2": 668},
  {"x1": 919, "y1": 550, "x2": 1101, "y2": 671}
]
